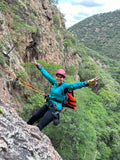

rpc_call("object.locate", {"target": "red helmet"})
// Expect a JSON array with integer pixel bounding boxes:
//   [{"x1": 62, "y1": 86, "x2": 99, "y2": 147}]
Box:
[{"x1": 56, "y1": 69, "x2": 66, "y2": 78}]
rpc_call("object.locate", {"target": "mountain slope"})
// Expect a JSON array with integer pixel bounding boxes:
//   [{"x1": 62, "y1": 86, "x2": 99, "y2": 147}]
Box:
[
  {"x1": 0, "y1": 0, "x2": 120, "y2": 160},
  {"x1": 68, "y1": 10, "x2": 120, "y2": 61}
]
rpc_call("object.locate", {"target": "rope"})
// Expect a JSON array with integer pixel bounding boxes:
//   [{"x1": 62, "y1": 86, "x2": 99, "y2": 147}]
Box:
[{"x1": 0, "y1": 66, "x2": 45, "y2": 95}]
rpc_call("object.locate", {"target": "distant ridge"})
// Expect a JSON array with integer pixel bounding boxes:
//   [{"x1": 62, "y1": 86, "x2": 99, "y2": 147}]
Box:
[{"x1": 68, "y1": 10, "x2": 120, "y2": 61}]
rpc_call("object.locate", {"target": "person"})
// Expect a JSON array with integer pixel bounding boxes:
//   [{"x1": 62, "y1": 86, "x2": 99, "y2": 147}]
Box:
[{"x1": 27, "y1": 58, "x2": 99, "y2": 131}]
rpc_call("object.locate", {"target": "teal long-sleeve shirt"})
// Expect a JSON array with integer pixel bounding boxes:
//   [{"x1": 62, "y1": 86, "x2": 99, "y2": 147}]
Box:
[{"x1": 39, "y1": 67, "x2": 87, "y2": 111}]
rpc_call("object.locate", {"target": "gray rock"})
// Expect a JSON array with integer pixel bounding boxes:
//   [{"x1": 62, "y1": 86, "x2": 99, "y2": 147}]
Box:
[{"x1": 0, "y1": 103, "x2": 62, "y2": 160}]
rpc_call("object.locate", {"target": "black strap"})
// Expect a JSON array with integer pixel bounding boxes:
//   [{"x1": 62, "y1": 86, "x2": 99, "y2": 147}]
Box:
[{"x1": 45, "y1": 95, "x2": 61, "y2": 103}]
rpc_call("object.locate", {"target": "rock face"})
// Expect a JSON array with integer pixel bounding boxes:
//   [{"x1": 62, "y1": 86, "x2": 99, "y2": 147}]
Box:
[
  {"x1": 0, "y1": 0, "x2": 78, "y2": 69},
  {"x1": 0, "y1": 100, "x2": 62, "y2": 160},
  {"x1": 0, "y1": 73, "x2": 62, "y2": 160},
  {"x1": 0, "y1": 0, "x2": 79, "y2": 159}
]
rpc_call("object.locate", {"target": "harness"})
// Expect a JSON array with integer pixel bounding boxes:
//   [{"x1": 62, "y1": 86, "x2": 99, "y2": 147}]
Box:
[
  {"x1": 44, "y1": 95, "x2": 61, "y2": 104},
  {"x1": 44, "y1": 90, "x2": 77, "y2": 111},
  {"x1": 44, "y1": 95, "x2": 61, "y2": 126},
  {"x1": 44, "y1": 95, "x2": 62, "y2": 112}
]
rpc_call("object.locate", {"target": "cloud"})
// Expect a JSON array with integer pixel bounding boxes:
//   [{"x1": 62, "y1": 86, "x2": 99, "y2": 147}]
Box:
[
  {"x1": 57, "y1": 0, "x2": 120, "y2": 28},
  {"x1": 57, "y1": 2, "x2": 101, "y2": 28},
  {"x1": 70, "y1": 0, "x2": 104, "y2": 7}
]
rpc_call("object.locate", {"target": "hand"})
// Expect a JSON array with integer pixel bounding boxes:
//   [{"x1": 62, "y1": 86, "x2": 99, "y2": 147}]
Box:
[
  {"x1": 32, "y1": 58, "x2": 38, "y2": 65},
  {"x1": 32, "y1": 58, "x2": 42, "y2": 69},
  {"x1": 94, "y1": 77, "x2": 99, "y2": 85},
  {"x1": 86, "y1": 77, "x2": 99, "y2": 86}
]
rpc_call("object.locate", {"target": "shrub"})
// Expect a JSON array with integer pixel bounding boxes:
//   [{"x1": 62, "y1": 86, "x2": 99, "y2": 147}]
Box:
[{"x1": 53, "y1": 14, "x2": 60, "y2": 28}]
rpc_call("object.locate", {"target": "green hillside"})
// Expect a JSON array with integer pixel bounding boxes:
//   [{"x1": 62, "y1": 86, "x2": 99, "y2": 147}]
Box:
[
  {"x1": 68, "y1": 10, "x2": 120, "y2": 61},
  {"x1": 0, "y1": 0, "x2": 120, "y2": 160}
]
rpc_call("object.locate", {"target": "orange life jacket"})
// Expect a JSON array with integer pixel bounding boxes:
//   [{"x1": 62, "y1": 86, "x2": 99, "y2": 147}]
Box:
[{"x1": 62, "y1": 90, "x2": 77, "y2": 109}]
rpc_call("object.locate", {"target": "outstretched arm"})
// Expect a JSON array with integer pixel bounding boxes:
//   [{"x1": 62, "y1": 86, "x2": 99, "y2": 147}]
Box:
[
  {"x1": 32, "y1": 58, "x2": 56, "y2": 85},
  {"x1": 64, "y1": 77, "x2": 99, "y2": 91}
]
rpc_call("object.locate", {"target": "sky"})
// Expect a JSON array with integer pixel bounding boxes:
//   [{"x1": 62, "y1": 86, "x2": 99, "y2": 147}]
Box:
[{"x1": 57, "y1": 0, "x2": 120, "y2": 28}]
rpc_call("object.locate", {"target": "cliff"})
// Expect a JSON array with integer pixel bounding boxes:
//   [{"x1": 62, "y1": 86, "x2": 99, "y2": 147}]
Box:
[
  {"x1": 0, "y1": 61, "x2": 62, "y2": 159},
  {"x1": 0, "y1": 0, "x2": 78, "y2": 159},
  {"x1": 0, "y1": 0, "x2": 78, "y2": 70},
  {"x1": 0, "y1": 100, "x2": 62, "y2": 160}
]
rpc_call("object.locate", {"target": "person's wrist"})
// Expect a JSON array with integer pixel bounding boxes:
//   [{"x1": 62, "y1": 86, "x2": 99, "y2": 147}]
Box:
[{"x1": 36, "y1": 64, "x2": 42, "y2": 69}]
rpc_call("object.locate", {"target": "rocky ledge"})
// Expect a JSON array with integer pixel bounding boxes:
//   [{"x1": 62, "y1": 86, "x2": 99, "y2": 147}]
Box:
[{"x1": 0, "y1": 100, "x2": 62, "y2": 160}]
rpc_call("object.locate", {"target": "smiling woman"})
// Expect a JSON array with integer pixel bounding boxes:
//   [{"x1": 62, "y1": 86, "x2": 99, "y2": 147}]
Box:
[
  {"x1": 27, "y1": 58, "x2": 99, "y2": 131},
  {"x1": 56, "y1": 69, "x2": 66, "y2": 85}
]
